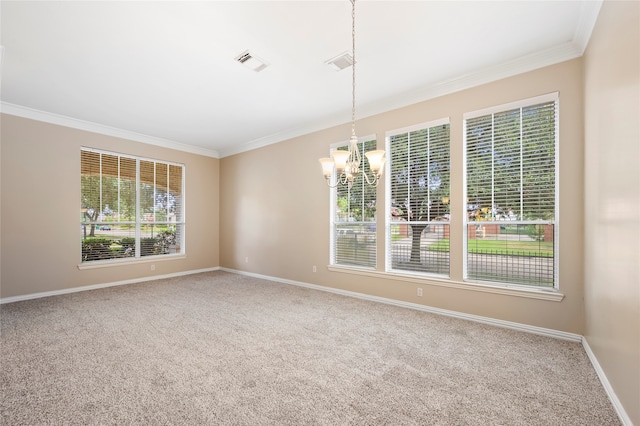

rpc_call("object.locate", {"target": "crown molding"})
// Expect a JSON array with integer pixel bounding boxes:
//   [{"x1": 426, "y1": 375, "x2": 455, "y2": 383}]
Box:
[
  {"x1": 574, "y1": 0, "x2": 603, "y2": 54},
  {"x1": 0, "y1": 102, "x2": 220, "y2": 159},
  {"x1": 3, "y1": 0, "x2": 602, "y2": 161},
  {"x1": 220, "y1": 39, "x2": 586, "y2": 158},
  {"x1": 360, "y1": 41, "x2": 583, "y2": 124},
  {"x1": 217, "y1": 114, "x2": 349, "y2": 158}
]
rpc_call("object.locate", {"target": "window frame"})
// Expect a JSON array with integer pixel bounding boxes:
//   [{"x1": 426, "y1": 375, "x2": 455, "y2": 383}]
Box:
[
  {"x1": 384, "y1": 118, "x2": 451, "y2": 278},
  {"x1": 329, "y1": 134, "x2": 378, "y2": 270},
  {"x1": 462, "y1": 92, "x2": 559, "y2": 289},
  {"x1": 79, "y1": 147, "x2": 186, "y2": 266}
]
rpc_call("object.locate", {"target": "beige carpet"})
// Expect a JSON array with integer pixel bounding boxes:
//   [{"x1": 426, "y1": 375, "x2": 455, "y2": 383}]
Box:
[{"x1": 1, "y1": 271, "x2": 620, "y2": 425}]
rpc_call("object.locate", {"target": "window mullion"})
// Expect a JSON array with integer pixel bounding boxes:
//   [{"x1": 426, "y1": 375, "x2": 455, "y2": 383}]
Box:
[
  {"x1": 99, "y1": 153, "x2": 103, "y2": 222},
  {"x1": 117, "y1": 156, "x2": 121, "y2": 222},
  {"x1": 427, "y1": 129, "x2": 431, "y2": 222},
  {"x1": 407, "y1": 132, "x2": 411, "y2": 220},
  {"x1": 135, "y1": 158, "x2": 141, "y2": 258},
  {"x1": 153, "y1": 162, "x2": 157, "y2": 225},
  {"x1": 360, "y1": 140, "x2": 364, "y2": 221},
  {"x1": 520, "y1": 108, "x2": 524, "y2": 220},
  {"x1": 491, "y1": 114, "x2": 495, "y2": 220}
]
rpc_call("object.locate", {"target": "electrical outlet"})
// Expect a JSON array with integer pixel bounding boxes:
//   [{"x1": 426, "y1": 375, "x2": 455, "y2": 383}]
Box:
[
  {"x1": 313, "y1": 265, "x2": 317, "y2": 273},
  {"x1": 417, "y1": 288, "x2": 423, "y2": 297},
  {"x1": 151, "y1": 264, "x2": 156, "y2": 271},
  {"x1": 245, "y1": 257, "x2": 249, "y2": 263}
]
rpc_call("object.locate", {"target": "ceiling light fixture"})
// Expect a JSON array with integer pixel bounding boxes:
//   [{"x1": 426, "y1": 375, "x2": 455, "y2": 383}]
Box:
[{"x1": 319, "y1": 0, "x2": 385, "y2": 188}]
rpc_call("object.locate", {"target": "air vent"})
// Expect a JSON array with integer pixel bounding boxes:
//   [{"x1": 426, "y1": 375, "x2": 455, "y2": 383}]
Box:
[
  {"x1": 235, "y1": 50, "x2": 269, "y2": 72},
  {"x1": 325, "y1": 51, "x2": 354, "y2": 71}
]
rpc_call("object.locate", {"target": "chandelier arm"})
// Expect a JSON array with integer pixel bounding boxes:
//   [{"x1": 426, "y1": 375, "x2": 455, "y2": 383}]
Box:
[
  {"x1": 325, "y1": 178, "x2": 340, "y2": 189},
  {"x1": 361, "y1": 169, "x2": 381, "y2": 186},
  {"x1": 338, "y1": 172, "x2": 349, "y2": 186},
  {"x1": 324, "y1": 170, "x2": 349, "y2": 188}
]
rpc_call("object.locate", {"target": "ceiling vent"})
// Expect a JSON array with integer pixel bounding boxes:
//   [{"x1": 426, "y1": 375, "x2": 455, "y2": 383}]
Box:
[
  {"x1": 235, "y1": 50, "x2": 269, "y2": 72},
  {"x1": 325, "y1": 51, "x2": 354, "y2": 71}
]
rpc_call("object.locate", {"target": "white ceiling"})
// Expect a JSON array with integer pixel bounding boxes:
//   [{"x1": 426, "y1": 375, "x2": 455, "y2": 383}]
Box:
[{"x1": 1, "y1": 1, "x2": 602, "y2": 158}]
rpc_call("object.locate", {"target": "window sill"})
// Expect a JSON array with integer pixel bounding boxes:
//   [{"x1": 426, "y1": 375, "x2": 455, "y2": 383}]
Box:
[
  {"x1": 326, "y1": 265, "x2": 564, "y2": 302},
  {"x1": 77, "y1": 254, "x2": 186, "y2": 270}
]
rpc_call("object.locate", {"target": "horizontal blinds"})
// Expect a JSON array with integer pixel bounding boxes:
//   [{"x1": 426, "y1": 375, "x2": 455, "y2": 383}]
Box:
[
  {"x1": 387, "y1": 121, "x2": 451, "y2": 277},
  {"x1": 140, "y1": 160, "x2": 184, "y2": 223},
  {"x1": 81, "y1": 148, "x2": 185, "y2": 263},
  {"x1": 169, "y1": 165, "x2": 184, "y2": 222},
  {"x1": 80, "y1": 150, "x2": 137, "y2": 223},
  {"x1": 119, "y1": 157, "x2": 137, "y2": 221},
  {"x1": 465, "y1": 98, "x2": 557, "y2": 287},
  {"x1": 140, "y1": 160, "x2": 156, "y2": 223},
  {"x1": 334, "y1": 224, "x2": 376, "y2": 268},
  {"x1": 335, "y1": 139, "x2": 377, "y2": 223},
  {"x1": 466, "y1": 101, "x2": 556, "y2": 221},
  {"x1": 333, "y1": 138, "x2": 377, "y2": 268},
  {"x1": 522, "y1": 103, "x2": 556, "y2": 220},
  {"x1": 390, "y1": 123, "x2": 450, "y2": 222}
]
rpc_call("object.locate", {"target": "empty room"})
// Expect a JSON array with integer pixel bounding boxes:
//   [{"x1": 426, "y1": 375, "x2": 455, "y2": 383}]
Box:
[{"x1": 1, "y1": 1, "x2": 638, "y2": 424}]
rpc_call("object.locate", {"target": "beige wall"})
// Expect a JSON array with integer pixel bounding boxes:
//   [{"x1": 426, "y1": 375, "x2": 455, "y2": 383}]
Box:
[
  {"x1": 221, "y1": 58, "x2": 586, "y2": 335},
  {"x1": 0, "y1": 114, "x2": 220, "y2": 299},
  {"x1": 583, "y1": 1, "x2": 640, "y2": 424},
  {"x1": 3, "y1": 6, "x2": 637, "y2": 419}
]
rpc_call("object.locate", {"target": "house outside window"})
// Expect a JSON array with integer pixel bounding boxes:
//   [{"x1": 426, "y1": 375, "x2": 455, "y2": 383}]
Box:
[
  {"x1": 80, "y1": 148, "x2": 185, "y2": 263},
  {"x1": 464, "y1": 93, "x2": 558, "y2": 288},
  {"x1": 330, "y1": 137, "x2": 377, "y2": 269},
  {"x1": 386, "y1": 119, "x2": 451, "y2": 277}
]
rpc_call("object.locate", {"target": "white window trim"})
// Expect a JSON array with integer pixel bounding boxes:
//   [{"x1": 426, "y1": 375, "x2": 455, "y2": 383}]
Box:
[
  {"x1": 384, "y1": 118, "x2": 451, "y2": 276},
  {"x1": 463, "y1": 92, "x2": 558, "y2": 120},
  {"x1": 462, "y1": 92, "x2": 559, "y2": 289},
  {"x1": 77, "y1": 254, "x2": 186, "y2": 270},
  {"x1": 327, "y1": 265, "x2": 564, "y2": 302},
  {"x1": 79, "y1": 147, "x2": 186, "y2": 267}
]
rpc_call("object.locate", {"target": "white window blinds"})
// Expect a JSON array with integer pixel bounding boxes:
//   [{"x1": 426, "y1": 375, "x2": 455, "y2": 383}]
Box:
[
  {"x1": 80, "y1": 148, "x2": 185, "y2": 263},
  {"x1": 387, "y1": 120, "x2": 450, "y2": 276},
  {"x1": 464, "y1": 94, "x2": 557, "y2": 287},
  {"x1": 332, "y1": 138, "x2": 377, "y2": 268},
  {"x1": 466, "y1": 100, "x2": 556, "y2": 222}
]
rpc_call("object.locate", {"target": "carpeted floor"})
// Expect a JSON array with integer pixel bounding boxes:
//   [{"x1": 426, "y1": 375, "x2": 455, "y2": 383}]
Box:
[{"x1": 1, "y1": 271, "x2": 620, "y2": 425}]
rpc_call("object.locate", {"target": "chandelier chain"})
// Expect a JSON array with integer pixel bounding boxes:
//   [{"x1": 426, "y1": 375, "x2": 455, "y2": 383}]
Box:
[
  {"x1": 318, "y1": 0, "x2": 384, "y2": 188},
  {"x1": 351, "y1": 0, "x2": 356, "y2": 137}
]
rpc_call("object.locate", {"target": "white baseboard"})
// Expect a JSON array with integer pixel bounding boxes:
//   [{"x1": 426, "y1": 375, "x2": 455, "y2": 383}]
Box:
[
  {"x1": 0, "y1": 267, "x2": 220, "y2": 304},
  {"x1": 220, "y1": 268, "x2": 582, "y2": 342},
  {"x1": 582, "y1": 338, "x2": 633, "y2": 426}
]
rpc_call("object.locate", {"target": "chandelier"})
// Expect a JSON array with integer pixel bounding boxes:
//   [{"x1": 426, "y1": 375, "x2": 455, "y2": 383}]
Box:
[{"x1": 319, "y1": 0, "x2": 386, "y2": 188}]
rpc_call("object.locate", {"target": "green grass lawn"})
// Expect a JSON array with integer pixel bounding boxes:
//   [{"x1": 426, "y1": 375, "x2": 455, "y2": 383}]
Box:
[{"x1": 430, "y1": 239, "x2": 553, "y2": 257}]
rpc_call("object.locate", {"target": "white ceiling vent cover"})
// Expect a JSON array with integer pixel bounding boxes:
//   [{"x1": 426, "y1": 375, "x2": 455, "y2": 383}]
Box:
[
  {"x1": 325, "y1": 51, "x2": 354, "y2": 71},
  {"x1": 235, "y1": 50, "x2": 269, "y2": 72}
]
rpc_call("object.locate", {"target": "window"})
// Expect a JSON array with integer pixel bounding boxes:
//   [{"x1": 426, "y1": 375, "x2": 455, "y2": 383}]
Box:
[
  {"x1": 386, "y1": 119, "x2": 450, "y2": 276},
  {"x1": 464, "y1": 94, "x2": 557, "y2": 287},
  {"x1": 331, "y1": 137, "x2": 377, "y2": 268},
  {"x1": 80, "y1": 148, "x2": 184, "y2": 263}
]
